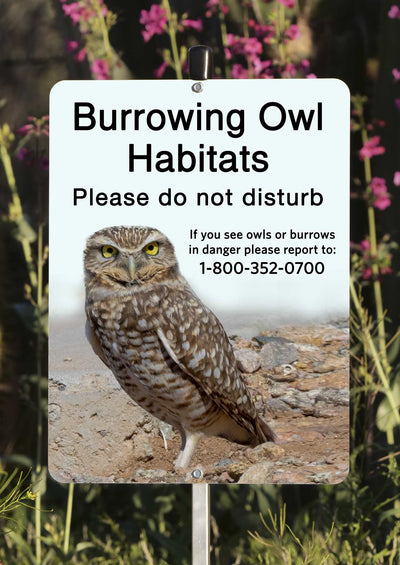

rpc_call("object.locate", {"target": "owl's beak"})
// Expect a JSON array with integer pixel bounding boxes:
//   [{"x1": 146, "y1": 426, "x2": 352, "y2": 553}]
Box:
[{"x1": 127, "y1": 256, "x2": 136, "y2": 280}]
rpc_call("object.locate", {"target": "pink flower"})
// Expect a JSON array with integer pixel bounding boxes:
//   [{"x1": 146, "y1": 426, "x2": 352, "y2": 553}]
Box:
[
  {"x1": 393, "y1": 171, "x2": 400, "y2": 186},
  {"x1": 17, "y1": 147, "x2": 36, "y2": 166},
  {"x1": 395, "y1": 98, "x2": 400, "y2": 110},
  {"x1": 252, "y1": 57, "x2": 273, "y2": 78},
  {"x1": 65, "y1": 40, "x2": 79, "y2": 53},
  {"x1": 299, "y1": 60, "x2": 316, "y2": 78},
  {"x1": 225, "y1": 34, "x2": 239, "y2": 59},
  {"x1": 277, "y1": 0, "x2": 295, "y2": 7},
  {"x1": 17, "y1": 124, "x2": 34, "y2": 136},
  {"x1": 251, "y1": 23, "x2": 274, "y2": 43},
  {"x1": 16, "y1": 147, "x2": 30, "y2": 161},
  {"x1": 42, "y1": 121, "x2": 49, "y2": 137},
  {"x1": 393, "y1": 68, "x2": 400, "y2": 81},
  {"x1": 91, "y1": 59, "x2": 110, "y2": 80},
  {"x1": 154, "y1": 61, "x2": 168, "y2": 78},
  {"x1": 282, "y1": 62, "x2": 297, "y2": 77},
  {"x1": 205, "y1": 0, "x2": 228, "y2": 17},
  {"x1": 371, "y1": 176, "x2": 387, "y2": 190},
  {"x1": 248, "y1": 19, "x2": 274, "y2": 43},
  {"x1": 355, "y1": 236, "x2": 393, "y2": 281},
  {"x1": 181, "y1": 18, "x2": 203, "y2": 32},
  {"x1": 17, "y1": 115, "x2": 48, "y2": 137},
  {"x1": 231, "y1": 64, "x2": 249, "y2": 79},
  {"x1": 243, "y1": 37, "x2": 263, "y2": 56},
  {"x1": 371, "y1": 177, "x2": 391, "y2": 210},
  {"x1": 140, "y1": 5, "x2": 167, "y2": 42},
  {"x1": 74, "y1": 47, "x2": 87, "y2": 62},
  {"x1": 225, "y1": 33, "x2": 237, "y2": 47},
  {"x1": 62, "y1": 2, "x2": 83, "y2": 25},
  {"x1": 40, "y1": 156, "x2": 49, "y2": 170},
  {"x1": 301, "y1": 59, "x2": 310, "y2": 72},
  {"x1": 359, "y1": 136, "x2": 385, "y2": 159},
  {"x1": 62, "y1": 0, "x2": 107, "y2": 23},
  {"x1": 285, "y1": 24, "x2": 300, "y2": 41},
  {"x1": 227, "y1": 35, "x2": 262, "y2": 56},
  {"x1": 65, "y1": 39, "x2": 87, "y2": 62},
  {"x1": 225, "y1": 34, "x2": 263, "y2": 61},
  {"x1": 388, "y1": 5, "x2": 400, "y2": 18}
]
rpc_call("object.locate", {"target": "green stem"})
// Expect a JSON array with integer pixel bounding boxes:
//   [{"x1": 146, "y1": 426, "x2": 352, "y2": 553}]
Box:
[
  {"x1": 63, "y1": 484, "x2": 75, "y2": 555},
  {"x1": 277, "y1": 2, "x2": 286, "y2": 65},
  {"x1": 0, "y1": 128, "x2": 44, "y2": 560},
  {"x1": 350, "y1": 278, "x2": 400, "y2": 435},
  {"x1": 34, "y1": 223, "x2": 44, "y2": 565},
  {"x1": 95, "y1": 0, "x2": 113, "y2": 62},
  {"x1": 360, "y1": 124, "x2": 391, "y2": 376},
  {"x1": 219, "y1": 6, "x2": 231, "y2": 78},
  {"x1": 35, "y1": 491, "x2": 41, "y2": 564},
  {"x1": 243, "y1": 4, "x2": 254, "y2": 79},
  {"x1": 251, "y1": 0, "x2": 263, "y2": 23},
  {"x1": 35, "y1": 225, "x2": 43, "y2": 474},
  {"x1": 162, "y1": 0, "x2": 183, "y2": 79},
  {"x1": 0, "y1": 139, "x2": 38, "y2": 289}
]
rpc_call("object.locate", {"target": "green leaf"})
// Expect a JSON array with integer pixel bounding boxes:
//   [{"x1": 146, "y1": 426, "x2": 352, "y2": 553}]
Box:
[
  {"x1": 376, "y1": 380, "x2": 400, "y2": 433},
  {"x1": 5, "y1": 531, "x2": 35, "y2": 564},
  {"x1": 0, "y1": 454, "x2": 34, "y2": 468},
  {"x1": 42, "y1": 549, "x2": 58, "y2": 565},
  {"x1": 387, "y1": 329, "x2": 400, "y2": 364},
  {"x1": 32, "y1": 466, "x2": 47, "y2": 497},
  {"x1": 378, "y1": 506, "x2": 400, "y2": 526},
  {"x1": 12, "y1": 216, "x2": 37, "y2": 243},
  {"x1": 75, "y1": 541, "x2": 97, "y2": 552}
]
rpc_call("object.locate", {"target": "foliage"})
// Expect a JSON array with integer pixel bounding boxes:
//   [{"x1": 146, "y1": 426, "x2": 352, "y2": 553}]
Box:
[
  {"x1": 0, "y1": 469, "x2": 36, "y2": 521},
  {"x1": 1, "y1": 482, "x2": 191, "y2": 563},
  {"x1": 61, "y1": 0, "x2": 118, "y2": 79},
  {"x1": 1, "y1": 0, "x2": 400, "y2": 563}
]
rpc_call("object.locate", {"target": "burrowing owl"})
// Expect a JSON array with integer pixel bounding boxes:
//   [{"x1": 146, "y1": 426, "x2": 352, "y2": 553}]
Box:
[{"x1": 84, "y1": 226, "x2": 275, "y2": 468}]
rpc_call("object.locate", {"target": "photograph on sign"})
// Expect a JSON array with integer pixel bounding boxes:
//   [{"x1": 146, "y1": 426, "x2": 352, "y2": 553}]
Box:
[{"x1": 49, "y1": 79, "x2": 349, "y2": 484}]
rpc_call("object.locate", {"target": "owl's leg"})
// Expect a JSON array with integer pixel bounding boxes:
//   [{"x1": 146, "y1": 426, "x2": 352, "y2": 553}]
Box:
[{"x1": 174, "y1": 430, "x2": 202, "y2": 468}]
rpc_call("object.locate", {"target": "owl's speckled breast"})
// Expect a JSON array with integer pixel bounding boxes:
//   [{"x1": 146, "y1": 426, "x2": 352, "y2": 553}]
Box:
[{"x1": 86, "y1": 287, "x2": 222, "y2": 430}]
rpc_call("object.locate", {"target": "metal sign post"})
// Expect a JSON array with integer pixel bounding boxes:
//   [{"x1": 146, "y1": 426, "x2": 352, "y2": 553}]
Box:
[
  {"x1": 192, "y1": 483, "x2": 210, "y2": 565},
  {"x1": 188, "y1": 47, "x2": 213, "y2": 565}
]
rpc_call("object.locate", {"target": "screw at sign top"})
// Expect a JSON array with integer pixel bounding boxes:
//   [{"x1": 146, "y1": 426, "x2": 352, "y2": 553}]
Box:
[{"x1": 188, "y1": 45, "x2": 213, "y2": 81}]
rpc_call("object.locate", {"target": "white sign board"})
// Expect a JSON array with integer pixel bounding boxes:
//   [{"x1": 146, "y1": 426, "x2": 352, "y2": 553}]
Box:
[{"x1": 49, "y1": 80, "x2": 349, "y2": 484}]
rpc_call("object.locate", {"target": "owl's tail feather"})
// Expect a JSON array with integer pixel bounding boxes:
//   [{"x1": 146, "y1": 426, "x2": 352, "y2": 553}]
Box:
[{"x1": 255, "y1": 416, "x2": 277, "y2": 444}]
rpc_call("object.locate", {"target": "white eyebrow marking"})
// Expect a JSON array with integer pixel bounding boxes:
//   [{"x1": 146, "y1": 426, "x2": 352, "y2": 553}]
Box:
[{"x1": 141, "y1": 232, "x2": 166, "y2": 249}]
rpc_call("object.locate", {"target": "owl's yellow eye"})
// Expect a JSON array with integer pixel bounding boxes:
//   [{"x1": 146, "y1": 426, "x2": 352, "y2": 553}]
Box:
[
  {"x1": 144, "y1": 242, "x2": 159, "y2": 256},
  {"x1": 101, "y1": 245, "x2": 118, "y2": 258}
]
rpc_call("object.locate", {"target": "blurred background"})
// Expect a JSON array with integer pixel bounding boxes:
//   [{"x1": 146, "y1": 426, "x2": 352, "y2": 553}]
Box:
[{"x1": 1, "y1": 0, "x2": 399, "y2": 563}]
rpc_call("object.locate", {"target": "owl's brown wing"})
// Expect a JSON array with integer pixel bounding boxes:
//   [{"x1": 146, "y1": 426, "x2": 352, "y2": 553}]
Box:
[
  {"x1": 156, "y1": 285, "x2": 273, "y2": 440},
  {"x1": 85, "y1": 319, "x2": 109, "y2": 367}
]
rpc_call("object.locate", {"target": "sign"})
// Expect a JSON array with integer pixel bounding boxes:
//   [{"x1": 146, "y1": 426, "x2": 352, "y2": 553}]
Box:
[{"x1": 49, "y1": 79, "x2": 349, "y2": 484}]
